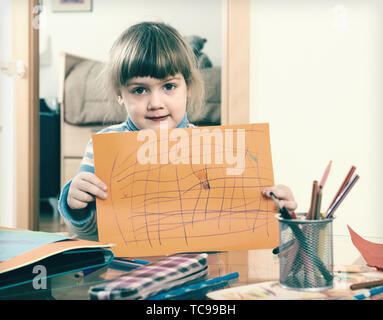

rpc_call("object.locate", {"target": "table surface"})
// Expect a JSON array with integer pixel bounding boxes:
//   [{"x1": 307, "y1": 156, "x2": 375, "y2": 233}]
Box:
[
  {"x1": 2, "y1": 233, "x2": 379, "y2": 300},
  {"x1": 51, "y1": 249, "x2": 279, "y2": 300},
  {"x1": 44, "y1": 234, "x2": 377, "y2": 300}
]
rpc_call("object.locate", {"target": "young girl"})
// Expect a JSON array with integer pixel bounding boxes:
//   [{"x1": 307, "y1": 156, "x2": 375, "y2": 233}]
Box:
[{"x1": 58, "y1": 22, "x2": 297, "y2": 240}]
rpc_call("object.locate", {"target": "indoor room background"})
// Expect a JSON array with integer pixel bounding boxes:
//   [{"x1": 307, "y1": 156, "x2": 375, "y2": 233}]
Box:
[{"x1": 0, "y1": 1, "x2": 381, "y2": 253}]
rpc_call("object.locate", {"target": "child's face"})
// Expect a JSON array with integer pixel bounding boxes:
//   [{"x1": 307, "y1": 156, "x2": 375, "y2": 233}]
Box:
[{"x1": 119, "y1": 73, "x2": 188, "y2": 130}]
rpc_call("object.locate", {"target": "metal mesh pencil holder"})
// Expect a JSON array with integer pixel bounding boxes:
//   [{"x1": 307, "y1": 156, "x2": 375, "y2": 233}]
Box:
[{"x1": 276, "y1": 214, "x2": 334, "y2": 291}]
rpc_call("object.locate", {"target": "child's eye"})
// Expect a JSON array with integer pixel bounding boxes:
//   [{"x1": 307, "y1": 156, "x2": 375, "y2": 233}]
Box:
[
  {"x1": 132, "y1": 87, "x2": 148, "y2": 95},
  {"x1": 163, "y1": 83, "x2": 176, "y2": 91}
]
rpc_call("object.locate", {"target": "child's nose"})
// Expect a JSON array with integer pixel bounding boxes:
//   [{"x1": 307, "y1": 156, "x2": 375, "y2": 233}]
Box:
[{"x1": 148, "y1": 90, "x2": 164, "y2": 110}]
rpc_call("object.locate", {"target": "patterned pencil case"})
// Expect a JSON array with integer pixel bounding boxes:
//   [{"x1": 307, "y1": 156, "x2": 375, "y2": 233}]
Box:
[{"x1": 88, "y1": 253, "x2": 208, "y2": 300}]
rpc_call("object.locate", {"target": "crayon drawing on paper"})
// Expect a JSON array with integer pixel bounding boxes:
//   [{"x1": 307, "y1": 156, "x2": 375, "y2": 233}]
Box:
[{"x1": 93, "y1": 123, "x2": 278, "y2": 257}]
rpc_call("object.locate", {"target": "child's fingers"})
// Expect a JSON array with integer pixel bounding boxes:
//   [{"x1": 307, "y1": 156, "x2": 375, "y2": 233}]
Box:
[
  {"x1": 262, "y1": 187, "x2": 274, "y2": 198},
  {"x1": 279, "y1": 200, "x2": 298, "y2": 212},
  {"x1": 77, "y1": 179, "x2": 107, "y2": 200},
  {"x1": 80, "y1": 172, "x2": 108, "y2": 192},
  {"x1": 67, "y1": 172, "x2": 108, "y2": 210},
  {"x1": 273, "y1": 185, "x2": 294, "y2": 201},
  {"x1": 263, "y1": 185, "x2": 294, "y2": 201},
  {"x1": 70, "y1": 190, "x2": 95, "y2": 203},
  {"x1": 67, "y1": 196, "x2": 89, "y2": 210}
]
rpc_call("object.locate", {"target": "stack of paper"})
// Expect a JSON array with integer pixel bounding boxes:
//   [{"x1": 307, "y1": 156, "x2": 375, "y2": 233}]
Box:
[{"x1": 0, "y1": 227, "x2": 113, "y2": 298}]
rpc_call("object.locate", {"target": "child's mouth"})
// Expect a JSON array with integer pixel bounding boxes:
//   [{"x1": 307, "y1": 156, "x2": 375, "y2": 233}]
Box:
[{"x1": 146, "y1": 115, "x2": 170, "y2": 122}]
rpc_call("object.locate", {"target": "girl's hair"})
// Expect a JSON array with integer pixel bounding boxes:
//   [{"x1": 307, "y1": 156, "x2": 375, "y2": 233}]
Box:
[{"x1": 103, "y1": 21, "x2": 205, "y2": 116}]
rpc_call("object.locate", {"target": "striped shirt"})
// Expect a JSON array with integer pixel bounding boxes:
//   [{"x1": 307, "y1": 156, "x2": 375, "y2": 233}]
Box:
[{"x1": 58, "y1": 117, "x2": 194, "y2": 241}]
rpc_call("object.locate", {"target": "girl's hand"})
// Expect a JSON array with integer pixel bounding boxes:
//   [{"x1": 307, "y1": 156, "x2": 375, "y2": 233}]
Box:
[
  {"x1": 67, "y1": 172, "x2": 108, "y2": 210},
  {"x1": 262, "y1": 184, "x2": 298, "y2": 212}
]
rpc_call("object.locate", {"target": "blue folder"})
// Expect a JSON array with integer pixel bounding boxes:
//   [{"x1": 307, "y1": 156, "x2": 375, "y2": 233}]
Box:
[{"x1": 0, "y1": 228, "x2": 114, "y2": 298}]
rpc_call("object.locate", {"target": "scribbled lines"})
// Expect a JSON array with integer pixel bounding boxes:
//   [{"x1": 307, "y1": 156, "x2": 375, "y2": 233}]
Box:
[{"x1": 110, "y1": 128, "x2": 273, "y2": 248}]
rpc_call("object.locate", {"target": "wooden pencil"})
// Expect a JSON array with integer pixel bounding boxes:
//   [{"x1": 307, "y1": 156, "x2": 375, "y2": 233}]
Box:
[
  {"x1": 326, "y1": 174, "x2": 359, "y2": 218},
  {"x1": 314, "y1": 189, "x2": 322, "y2": 220},
  {"x1": 350, "y1": 279, "x2": 383, "y2": 291},
  {"x1": 325, "y1": 165, "x2": 356, "y2": 215},
  {"x1": 306, "y1": 180, "x2": 318, "y2": 220}
]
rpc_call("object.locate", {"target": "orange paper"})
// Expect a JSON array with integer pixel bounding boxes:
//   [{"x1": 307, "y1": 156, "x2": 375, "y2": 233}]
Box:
[{"x1": 93, "y1": 123, "x2": 278, "y2": 257}]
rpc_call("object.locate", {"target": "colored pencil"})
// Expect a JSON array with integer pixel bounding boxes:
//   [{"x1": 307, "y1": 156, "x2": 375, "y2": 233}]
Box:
[
  {"x1": 326, "y1": 174, "x2": 359, "y2": 218},
  {"x1": 111, "y1": 258, "x2": 151, "y2": 270},
  {"x1": 270, "y1": 192, "x2": 296, "y2": 219},
  {"x1": 128, "y1": 258, "x2": 151, "y2": 265},
  {"x1": 306, "y1": 180, "x2": 318, "y2": 220},
  {"x1": 350, "y1": 279, "x2": 383, "y2": 291},
  {"x1": 269, "y1": 192, "x2": 281, "y2": 211},
  {"x1": 325, "y1": 165, "x2": 356, "y2": 215},
  {"x1": 314, "y1": 189, "x2": 322, "y2": 220},
  {"x1": 280, "y1": 241, "x2": 300, "y2": 282},
  {"x1": 341, "y1": 285, "x2": 383, "y2": 300},
  {"x1": 272, "y1": 239, "x2": 295, "y2": 254},
  {"x1": 279, "y1": 206, "x2": 293, "y2": 220},
  {"x1": 319, "y1": 160, "x2": 332, "y2": 190}
]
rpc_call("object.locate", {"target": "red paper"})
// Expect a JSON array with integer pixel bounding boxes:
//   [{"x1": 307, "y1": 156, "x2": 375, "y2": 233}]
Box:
[{"x1": 348, "y1": 225, "x2": 383, "y2": 271}]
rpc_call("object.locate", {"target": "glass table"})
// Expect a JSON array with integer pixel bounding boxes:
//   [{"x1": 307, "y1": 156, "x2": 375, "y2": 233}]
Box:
[{"x1": 0, "y1": 235, "x2": 376, "y2": 300}]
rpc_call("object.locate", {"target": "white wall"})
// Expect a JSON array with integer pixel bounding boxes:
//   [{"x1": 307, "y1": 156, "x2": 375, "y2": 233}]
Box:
[
  {"x1": 250, "y1": 0, "x2": 383, "y2": 239},
  {"x1": 38, "y1": 0, "x2": 382, "y2": 239},
  {"x1": 40, "y1": 0, "x2": 223, "y2": 99},
  {"x1": 0, "y1": 0, "x2": 15, "y2": 227}
]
